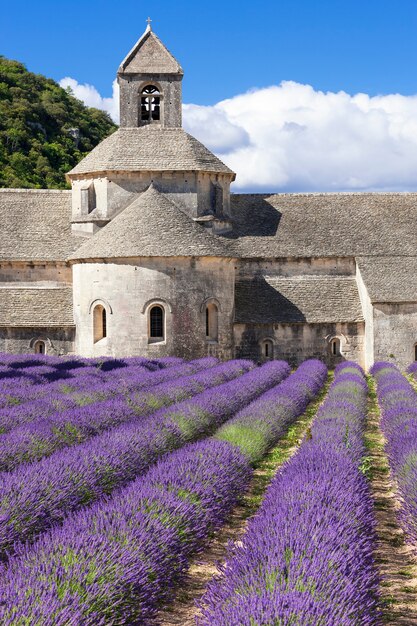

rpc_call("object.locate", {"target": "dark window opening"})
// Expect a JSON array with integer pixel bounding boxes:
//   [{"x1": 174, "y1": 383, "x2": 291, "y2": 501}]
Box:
[
  {"x1": 262, "y1": 340, "x2": 274, "y2": 359},
  {"x1": 141, "y1": 85, "x2": 160, "y2": 122},
  {"x1": 34, "y1": 341, "x2": 45, "y2": 354},
  {"x1": 205, "y1": 304, "x2": 218, "y2": 341},
  {"x1": 102, "y1": 308, "x2": 107, "y2": 338},
  {"x1": 150, "y1": 306, "x2": 164, "y2": 339},
  {"x1": 415, "y1": 344, "x2": 417, "y2": 361},
  {"x1": 331, "y1": 338, "x2": 341, "y2": 356}
]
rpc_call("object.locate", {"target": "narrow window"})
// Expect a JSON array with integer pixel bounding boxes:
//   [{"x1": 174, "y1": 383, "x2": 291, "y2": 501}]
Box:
[
  {"x1": 141, "y1": 85, "x2": 160, "y2": 122},
  {"x1": 34, "y1": 340, "x2": 46, "y2": 354},
  {"x1": 93, "y1": 305, "x2": 107, "y2": 343},
  {"x1": 262, "y1": 339, "x2": 274, "y2": 359},
  {"x1": 150, "y1": 306, "x2": 164, "y2": 341},
  {"x1": 331, "y1": 338, "x2": 341, "y2": 356},
  {"x1": 205, "y1": 304, "x2": 218, "y2": 341},
  {"x1": 415, "y1": 343, "x2": 417, "y2": 361}
]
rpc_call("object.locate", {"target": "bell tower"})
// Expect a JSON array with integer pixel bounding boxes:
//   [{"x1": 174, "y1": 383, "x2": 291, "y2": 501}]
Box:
[{"x1": 117, "y1": 19, "x2": 184, "y2": 128}]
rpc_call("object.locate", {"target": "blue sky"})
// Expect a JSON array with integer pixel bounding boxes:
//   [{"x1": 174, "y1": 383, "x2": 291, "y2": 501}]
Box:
[
  {"x1": 3, "y1": 0, "x2": 417, "y2": 192},
  {"x1": 3, "y1": 0, "x2": 417, "y2": 104}
]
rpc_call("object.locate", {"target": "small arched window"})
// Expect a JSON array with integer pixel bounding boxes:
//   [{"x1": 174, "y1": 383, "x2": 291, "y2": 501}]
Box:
[
  {"x1": 262, "y1": 339, "x2": 274, "y2": 359},
  {"x1": 141, "y1": 85, "x2": 161, "y2": 122},
  {"x1": 205, "y1": 303, "x2": 219, "y2": 342},
  {"x1": 93, "y1": 305, "x2": 107, "y2": 343},
  {"x1": 149, "y1": 305, "x2": 164, "y2": 341},
  {"x1": 331, "y1": 337, "x2": 341, "y2": 356},
  {"x1": 34, "y1": 340, "x2": 46, "y2": 355}
]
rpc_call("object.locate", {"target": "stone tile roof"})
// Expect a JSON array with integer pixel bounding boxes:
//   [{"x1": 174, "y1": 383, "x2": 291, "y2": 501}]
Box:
[
  {"x1": 67, "y1": 127, "x2": 235, "y2": 177},
  {"x1": 69, "y1": 185, "x2": 230, "y2": 260},
  {"x1": 228, "y1": 193, "x2": 417, "y2": 257},
  {"x1": 357, "y1": 256, "x2": 417, "y2": 303},
  {"x1": 118, "y1": 29, "x2": 183, "y2": 75},
  {"x1": 235, "y1": 276, "x2": 364, "y2": 323},
  {"x1": 0, "y1": 190, "x2": 84, "y2": 262},
  {"x1": 0, "y1": 287, "x2": 74, "y2": 326}
]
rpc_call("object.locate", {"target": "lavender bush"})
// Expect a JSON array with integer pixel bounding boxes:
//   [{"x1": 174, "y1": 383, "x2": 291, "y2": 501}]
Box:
[
  {"x1": 0, "y1": 357, "x2": 218, "y2": 433},
  {"x1": 0, "y1": 361, "x2": 327, "y2": 624},
  {"x1": 215, "y1": 358, "x2": 327, "y2": 463},
  {"x1": 0, "y1": 358, "x2": 232, "y2": 469},
  {"x1": 372, "y1": 361, "x2": 417, "y2": 546},
  {"x1": 0, "y1": 360, "x2": 288, "y2": 558},
  {"x1": 198, "y1": 362, "x2": 380, "y2": 626}
]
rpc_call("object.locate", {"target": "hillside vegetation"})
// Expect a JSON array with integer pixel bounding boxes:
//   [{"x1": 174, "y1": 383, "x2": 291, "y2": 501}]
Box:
[{"x1": 0, "y1": 56, "x2": 117, "y2": 189}]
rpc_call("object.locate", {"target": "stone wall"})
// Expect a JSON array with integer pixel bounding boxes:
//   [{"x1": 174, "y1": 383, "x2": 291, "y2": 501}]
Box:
[
  {"x1": 118, "y1": 74, "x2": 182, "y2": 128},
  {"x1": 373, "y1": 303, "x2": 417, "y2": 369},
  {"x1": 0, "y1": 262, "x2": 72, "y2": 284},
  {"x1": 234, "y1": 321, "x2": 365, "y2": 367},
  {"x1": 0, "y1": 327, "x2": 75, "y2": 355},
  {"x1": 71, "y1": 172, "x2": 231, "y2": 229},
  {"x1": 72, "y1": 257, "x2": 235, "y2": 359},
  {"x1": 356, "y1": 264, "x2": 374, "y2": 370}
]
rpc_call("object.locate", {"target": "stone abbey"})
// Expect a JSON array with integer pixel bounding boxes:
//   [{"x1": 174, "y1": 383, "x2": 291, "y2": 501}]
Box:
[{"x1": 0, "y1": 24, "x2": 416, "y2": 369}]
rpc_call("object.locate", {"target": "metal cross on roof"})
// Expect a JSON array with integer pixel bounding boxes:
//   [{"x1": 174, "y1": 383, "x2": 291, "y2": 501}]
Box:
[{"x1": 146, "y1": 17, "x2": 152, "y2": 30}]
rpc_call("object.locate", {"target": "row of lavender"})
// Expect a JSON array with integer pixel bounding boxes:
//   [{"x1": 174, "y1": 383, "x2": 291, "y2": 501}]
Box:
[
  {"x1": 0, "y1": 355, "x2": 205, "y2": 418},
  {"x1": 0, "y1": 359, "x2": 327, "y2": 624},
  {"x1": 198, "y1": 362, "x2": 380, "y2": 626},
  {"x1": 0, "y1": 358, "x2": 255, "y2": 471},
  {"x1": 372, "y1": 362, "x2": 417, "y2": 546},
  {"x1": 0, "y1": 353, "x2": 179, "y2": 395},
  {"x1": 0, "y1": 360, "x2": 290, "y2": 559}
]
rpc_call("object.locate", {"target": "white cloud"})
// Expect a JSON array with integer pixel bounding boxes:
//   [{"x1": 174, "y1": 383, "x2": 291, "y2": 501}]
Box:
[
  {"x1": 59, "y1": 77, "x2": 120, "y2": 124},
  {"x1": 59, "y1": 76, "x2": 417, "y2": 192}
]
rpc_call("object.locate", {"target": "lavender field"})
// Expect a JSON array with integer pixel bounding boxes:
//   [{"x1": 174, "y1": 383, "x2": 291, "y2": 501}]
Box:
[{"x1": 0, "y1": 353, "x2": 416, "y2": 624}]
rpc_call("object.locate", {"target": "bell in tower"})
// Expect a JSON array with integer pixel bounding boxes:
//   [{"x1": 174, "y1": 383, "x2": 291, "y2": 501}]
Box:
[{"x1": 117, "y1": 19, "x2": 184, "y2": 128}]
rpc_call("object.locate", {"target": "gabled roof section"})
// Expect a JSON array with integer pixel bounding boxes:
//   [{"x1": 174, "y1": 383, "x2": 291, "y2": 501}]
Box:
[
  {"x1": 67, "y1": 127, "x2": 235, "y2": 178},
  {"x1": 0, "y1": 190, "x2": 84, "y2": 262},
  {"x1": 357, "y1": 256, "x2": 417, "y2": 303},
  {"x1": 118, "y1": 28, "x2": 183, "y2": 75},
  {"x1": 69, "y1": 185, "x2": 230, "y2": 261},
  {"x1": 228, "y1": 193, "x2": 417, "y2": 257},
  {"x1": 235, "y1": 276, "x2": 364, "y2": 324},
  {"x1": 0, "y1": 287, "x2": 74, "y2": 327}
]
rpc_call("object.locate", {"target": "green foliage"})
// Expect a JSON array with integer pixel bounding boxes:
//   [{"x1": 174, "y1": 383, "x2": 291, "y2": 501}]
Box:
[{"x1": 0, "y1": 56, "x2": 117, "y2": 189}]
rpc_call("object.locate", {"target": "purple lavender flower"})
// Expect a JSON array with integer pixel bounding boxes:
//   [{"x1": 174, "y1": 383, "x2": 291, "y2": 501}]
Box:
[
  {"x1": 0, "y1": 360, "x2": 288, "y2": 559},
  {"x1": 372, "y1": 361, "x2": 417, "y2": 547},
  {"x1": 198, "y1": 362, "x2": 380, "y2": 626},
  {"x1": 0, "y1": 359, "x2": 252, "y2": 471},
  {"x1": 0, "y1": 361, "x2": 329, "y2": 625}
]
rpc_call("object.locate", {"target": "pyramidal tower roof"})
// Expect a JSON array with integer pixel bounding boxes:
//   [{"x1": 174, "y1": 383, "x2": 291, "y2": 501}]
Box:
[
  {"x1": 69, "y1": 185, "x2": 229, "y2": 260},
  {"x1": 118, "y1": 21, "x2": 183, "y2": 75}
]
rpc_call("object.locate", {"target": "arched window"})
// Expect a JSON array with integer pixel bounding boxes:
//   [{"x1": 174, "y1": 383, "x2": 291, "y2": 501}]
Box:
[
  {"x1": 93, "y1": 305, "x2": 107, "y2": 343},
  {"x1": 149, "y1": 305, "x2": 164, "y2": 341},
  {"x1": 331, "y1": 337, "x2": 341, "y2": 356},
  {"x1": 262, "y1": 339, "x2": 274, "y2": 359},
  {"x1": 205, "y1": 303, "x2": 218, "y2": 342},
  {"x1": 141, "y1": 85, "x2": 161, "y2": 122},
  {"x1": 34, "y1": 340, "x2": 46, "y2": 355},
  {"x1": 414, "y1": 343, "x2": 417, "y2": 361}
]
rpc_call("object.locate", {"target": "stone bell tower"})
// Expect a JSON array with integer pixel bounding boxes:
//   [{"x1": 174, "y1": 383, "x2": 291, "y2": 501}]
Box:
[{"x1": 117, "y1": 19, "x2": 184, "y2": 128}]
